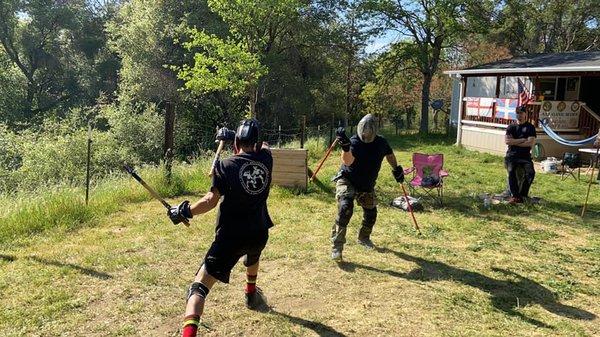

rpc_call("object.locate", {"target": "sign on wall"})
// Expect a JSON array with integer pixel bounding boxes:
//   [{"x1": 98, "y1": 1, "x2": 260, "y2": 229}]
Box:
[{"x1": 539, "y1": 101, "x2": 581, "y2": 129}]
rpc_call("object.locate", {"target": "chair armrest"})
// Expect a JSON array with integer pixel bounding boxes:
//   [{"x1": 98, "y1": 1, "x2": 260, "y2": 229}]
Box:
[
  {"x1": 403, "y1": 167, "x2": 415, "y2": 175},
  {"x1": 440, "y1": 169, "x2": 449, "y2": 177}
]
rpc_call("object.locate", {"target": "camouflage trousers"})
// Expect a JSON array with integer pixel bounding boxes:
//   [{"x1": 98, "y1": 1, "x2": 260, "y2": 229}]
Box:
[{"x1": 331, "y1": 178, "x2": 377, "y2": 251}]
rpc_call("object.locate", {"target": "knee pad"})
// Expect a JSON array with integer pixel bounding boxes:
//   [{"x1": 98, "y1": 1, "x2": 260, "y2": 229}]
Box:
[
  {"x1": 362, "y1": 206, "x2": 377, "y2": 228},
  {"x1": 336, "y1": 197, "x2": 354, "y2": 227},
  {"x1": 187, "y1": 282, "x2": 210, "y2": 301}
]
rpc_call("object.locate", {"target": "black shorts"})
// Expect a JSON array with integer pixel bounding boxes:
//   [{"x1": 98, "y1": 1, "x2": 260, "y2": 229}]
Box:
[{"x1": 201, "y1": 230, "x2": 269, "y2": 283}]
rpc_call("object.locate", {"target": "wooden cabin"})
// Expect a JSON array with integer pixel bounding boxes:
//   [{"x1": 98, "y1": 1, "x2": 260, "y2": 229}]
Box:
[{"x1": 445, "y1": 51, "x2": 600, "y2": 159}]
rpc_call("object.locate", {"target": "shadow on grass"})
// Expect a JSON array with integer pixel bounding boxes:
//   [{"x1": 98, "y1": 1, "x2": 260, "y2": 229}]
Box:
[
  {"x1": 270, "y1": 310, "x2": 347, "y2": 337},
  {"x1": 346, "y1": 248, "x2": 595, "y2": 328},
  {"x1": 0, "y1": 254, "x2": 15, "y2": 262},
  {"x1": 22, "y1": 255, "x2": 112, "y2": 279}
]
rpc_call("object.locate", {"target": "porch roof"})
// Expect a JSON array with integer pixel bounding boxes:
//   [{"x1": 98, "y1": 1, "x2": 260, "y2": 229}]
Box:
[{"x1": 445, "y1": 51, "x2": 600, "y2": 76}]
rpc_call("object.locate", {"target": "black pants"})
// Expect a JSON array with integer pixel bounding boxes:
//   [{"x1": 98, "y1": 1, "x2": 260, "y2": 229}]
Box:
[{"x1": 505, "y1": 157, "x2": 535, "y2": 198}]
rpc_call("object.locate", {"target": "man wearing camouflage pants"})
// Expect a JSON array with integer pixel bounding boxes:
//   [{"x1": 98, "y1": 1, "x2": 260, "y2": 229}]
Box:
[{"x1": 331, "y1": 114, "x2": 405, "y2": 262}]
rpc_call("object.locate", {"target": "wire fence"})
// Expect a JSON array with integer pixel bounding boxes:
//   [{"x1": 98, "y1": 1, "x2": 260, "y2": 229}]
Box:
[{"x1": 178, "y1": 116, "x2": 452, "y2": 155}]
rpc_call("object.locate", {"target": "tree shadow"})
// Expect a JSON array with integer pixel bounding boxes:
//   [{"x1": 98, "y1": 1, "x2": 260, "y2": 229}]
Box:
[
  {"x1": 25, "y1": 256, "x2": 112, "y2": 280},
  {"x1": 369, "y1": 248, "x2": 596, "y2": 328},
  {"x1": 270, "y1": 310, "x2": 347, "y2": 337}
]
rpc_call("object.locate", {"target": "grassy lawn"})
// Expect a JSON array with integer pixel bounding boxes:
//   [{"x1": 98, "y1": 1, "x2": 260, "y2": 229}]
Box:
[{"x1": 0, "y1": 132, "x2": 599, "y2": 336}]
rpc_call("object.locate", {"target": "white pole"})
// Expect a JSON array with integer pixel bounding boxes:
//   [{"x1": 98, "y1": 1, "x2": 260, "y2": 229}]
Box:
[{"x1": 456, "y1": 75, "x2": 464, "y2": 146}]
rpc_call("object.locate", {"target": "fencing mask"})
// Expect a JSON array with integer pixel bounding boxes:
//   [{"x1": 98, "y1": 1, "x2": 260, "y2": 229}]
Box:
[{"x1": 357, "y1": 114, "x2": 377, "y2": 143}]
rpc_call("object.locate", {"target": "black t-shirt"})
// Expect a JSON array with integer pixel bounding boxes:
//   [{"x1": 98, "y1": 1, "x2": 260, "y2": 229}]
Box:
[
  {"x1": 506, "y1": 122, "x2": 536, "y2": 159},
  {"x1": 340, "y1": 135, "x2": 393, "y2": 192},
  {"x1": 211, "y1": 148, "x2": 274, "y2": 235}
]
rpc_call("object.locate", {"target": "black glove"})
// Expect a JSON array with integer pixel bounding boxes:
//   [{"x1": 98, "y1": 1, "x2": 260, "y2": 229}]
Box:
[
  {"x1": 216, "y1": 127, "x2": 235, "y2": 142},
  {"x1": 336, "y1": 127, "x2": 351, "y2": 152},
  {"x1": 167, "y1": 200, "x2": 193, "y2": 225},
  {"x1": 392, "y1": 166, "x2": 405, "y2": 183}
]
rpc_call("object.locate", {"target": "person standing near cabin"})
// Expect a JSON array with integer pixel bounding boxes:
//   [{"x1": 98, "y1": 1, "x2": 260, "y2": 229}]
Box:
[
  {"x1": 330, "y1": 113, "x2": 405, "y2": 262},
  {"x1": 505, "y1": 105, "x2": 536, "y2": 204},
  {"x1": 167, "y1": 119, "x2": 274, "y2": 337}
]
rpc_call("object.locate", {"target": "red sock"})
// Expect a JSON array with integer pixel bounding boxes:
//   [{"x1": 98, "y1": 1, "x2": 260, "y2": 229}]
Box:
[
  {"x1": 182, "y1": 315, "x2": 199, "y2": 337},
  {"x1": 245, "y1": 274, "x2": 257, "y2": 294}
]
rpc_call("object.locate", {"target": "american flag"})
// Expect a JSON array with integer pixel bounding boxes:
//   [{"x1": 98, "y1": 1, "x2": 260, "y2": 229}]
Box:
[{"x1": 517, "y1": 78, "x2": 532, "y2": 106}]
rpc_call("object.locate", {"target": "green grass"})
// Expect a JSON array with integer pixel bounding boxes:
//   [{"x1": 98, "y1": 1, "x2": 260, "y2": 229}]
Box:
[{"x1": 0, "y1": 130, "x2": 599, "y2": 336}]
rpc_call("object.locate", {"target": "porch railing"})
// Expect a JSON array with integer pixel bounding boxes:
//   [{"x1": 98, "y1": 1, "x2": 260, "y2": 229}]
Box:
[
  {"x1": 579, "y1": 105, "x2": 600, "y2": 138},
  {"x1": 461, "y1": 100, "x2": 599, "y2": 137},
  {"x1": 460, "y1": 101, "x2": 541, "y2": 126}
]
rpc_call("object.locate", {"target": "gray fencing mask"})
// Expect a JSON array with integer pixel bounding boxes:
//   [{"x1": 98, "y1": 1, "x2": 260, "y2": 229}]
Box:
[{"x1": 357, "y1": 114, "x2": 377, "y2": 143}]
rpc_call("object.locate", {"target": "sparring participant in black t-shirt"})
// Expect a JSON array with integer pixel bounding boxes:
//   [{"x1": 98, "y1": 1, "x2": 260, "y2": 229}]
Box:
[
  {"x1": 167, "y1": 119, "x2": 274, "y2": 337},
  {"x1": 330, "y1": 113, "x2": 405, "y2": 262},
  {"x1": 504, "y1": 106, "x2": 536, "y2": 204}
]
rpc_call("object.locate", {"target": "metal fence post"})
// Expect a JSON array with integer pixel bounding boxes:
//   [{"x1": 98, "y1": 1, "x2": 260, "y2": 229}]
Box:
[
  {"x1": 278, "y1": 125, "x2": 282, "y2": 148},
  {"x1": 301, "y1": 115, "x2": 306, "y2": 148},
  {"x1": 85, "y1": 123, "x2": 92, "y2": 205}
]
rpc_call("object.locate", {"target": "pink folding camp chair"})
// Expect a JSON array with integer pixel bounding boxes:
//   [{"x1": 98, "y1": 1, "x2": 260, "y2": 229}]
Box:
[{"x1": 403, "y1": 153, "x2": 449, "y2": 205}]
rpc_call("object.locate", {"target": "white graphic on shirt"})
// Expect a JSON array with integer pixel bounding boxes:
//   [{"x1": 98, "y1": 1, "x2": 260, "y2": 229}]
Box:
[{"x1": 239, "y1": 161, "x2": 269, "y2": 195}]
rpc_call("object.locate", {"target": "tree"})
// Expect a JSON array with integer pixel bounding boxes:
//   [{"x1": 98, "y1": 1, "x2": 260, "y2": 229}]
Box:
[
  {"x1": 175, "y1": 29, "x2": 267, "y2": 108},
  {"x1": 0, "y1": 0, "x2": 120, "y2": 126},
  {"x1": 363, "y1": 0, "x2": 492, "y2": 133},
  {"x1": 204, "y1": 0, "x2": 304, "y2": 118},
  {"x1": 490, "y1": 0, "x2": 600, "y2": 54},
  {"x1": 333, "y1": 1, "x2": 376, "y2": 126}
]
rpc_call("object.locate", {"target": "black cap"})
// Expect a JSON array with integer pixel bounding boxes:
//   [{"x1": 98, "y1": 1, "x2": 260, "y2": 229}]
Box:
[
  {"x1": 236, "y1": 118, "x2": 260, "y2": 144},
  {"x1": 516, "y1": 105, "x2": 527, "y2": 113}
]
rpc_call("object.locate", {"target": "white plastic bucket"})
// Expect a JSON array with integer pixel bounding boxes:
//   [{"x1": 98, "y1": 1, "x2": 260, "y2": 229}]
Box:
[{"x1": 541, "y1": 157, "x2": 558, "y2": 173}]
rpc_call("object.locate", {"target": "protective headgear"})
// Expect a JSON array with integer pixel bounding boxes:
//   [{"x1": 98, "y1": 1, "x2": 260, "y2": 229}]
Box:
[
  {"x1": 236, "y1": 118, "x2": 260, "y2": 144},
  {"x1": 357, "y1": 114, "x2": 378, "y2": 143}
]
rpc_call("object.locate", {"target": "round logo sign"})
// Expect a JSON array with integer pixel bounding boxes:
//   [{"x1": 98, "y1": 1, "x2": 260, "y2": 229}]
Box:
[
  {"x1": 557, "y1": 101, "x2": 566, "y2": 112},
  {"x1": 239, "y1": 161, "x2": 269, "y2": 195},
  {"x1": 571, "y1": 101, "x2": 580, "y2": 112},
  {"x1": 542, "y1": 101, "x2": 552, "y2": 111}
]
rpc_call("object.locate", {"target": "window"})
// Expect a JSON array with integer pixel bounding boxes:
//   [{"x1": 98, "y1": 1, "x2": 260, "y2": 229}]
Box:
[
  {"x1": 538, "y1": 78, "x2": 556, "y2": 100},
  {"x1": 534, "y1": 77, "x2": 580, "y2": 101}
]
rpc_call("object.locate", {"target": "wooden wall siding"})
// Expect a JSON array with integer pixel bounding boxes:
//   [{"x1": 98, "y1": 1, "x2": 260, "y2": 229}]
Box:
[
  {"x1": 270, "y1": 149, "x2": 308, "y2": 190},
  {"x1": 461, "y1": 126, "x2": 506, "y2": 156},
  {"x1": 460, "y1": 125, "x2": 587, "y2": 158}
]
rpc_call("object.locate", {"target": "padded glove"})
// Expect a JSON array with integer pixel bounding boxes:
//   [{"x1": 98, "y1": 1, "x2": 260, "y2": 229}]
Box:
[
  {"x1": 392, "y1": 166, "x2": 405, "y2": 183},
  {"x1": 216, "y1": 127, "x2": 235, "y2": 142},
  {"x1": 167, "y1": 200, "x2": 193, "y2": 225},
  {"x1": 336, "y1": 127, "x2": 351, "y2": 152}
]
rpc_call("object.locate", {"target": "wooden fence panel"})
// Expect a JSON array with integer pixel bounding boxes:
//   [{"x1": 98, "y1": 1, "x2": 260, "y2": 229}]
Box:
[{"x1": 270, "y1": 149, "x2": 307, "y2": 190}]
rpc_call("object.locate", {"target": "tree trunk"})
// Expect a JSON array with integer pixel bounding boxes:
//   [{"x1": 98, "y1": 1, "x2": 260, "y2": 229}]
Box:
[
  {"x1": 345, "y1": 57, "x2": 351, "y2": 127},
  {"x1": 248, "y1": 85, "x2": 258, "y2": 119},
  {"x1": 419, "y1": 73, "x2": 432, "y2": 134}
]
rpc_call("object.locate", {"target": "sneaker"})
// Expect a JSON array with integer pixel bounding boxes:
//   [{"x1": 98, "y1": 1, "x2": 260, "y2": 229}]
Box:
[
  {"x1": 357, "y1": 238, "x2": 375, "y2": 250},
  {"x1": 508, "y1": 197, "x2": 523, "y2": 204},
  {"x1": 331, "y1": 249, "x2": 343, "y2": 262},
  {"x1": 245, "y1": 287, "x2": 269, "y2": 312}
]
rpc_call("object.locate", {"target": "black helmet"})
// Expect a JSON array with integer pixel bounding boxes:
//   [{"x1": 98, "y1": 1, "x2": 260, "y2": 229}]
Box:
[{"x1": 235, "y1": 118, "x2": 260, "y2": 145}]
